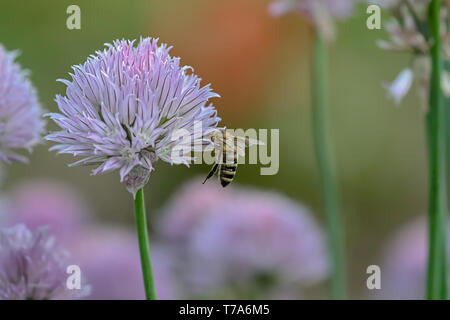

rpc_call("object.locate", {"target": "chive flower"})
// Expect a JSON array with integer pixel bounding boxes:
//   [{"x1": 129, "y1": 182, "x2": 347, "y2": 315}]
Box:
[
  {"x1": 158, "y1": 178, "x2": 328, "y2": 299},
  {"x1": 378, "y1": 0, "x2": 450, "y2": 107},
  {"x1": 0, "y1": 224, "x2": 90, "y2": 300},
  {"x1": 0, "y1": 45, "x2": 44, "y2": 163},
  {"x1": 46, "y1": 38, "x2": 221, "y2": 195}
]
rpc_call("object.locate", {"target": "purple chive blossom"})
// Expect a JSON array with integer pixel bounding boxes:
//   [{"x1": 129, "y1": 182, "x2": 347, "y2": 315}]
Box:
[
  {"x1": 0, "y1": 224, "x2": 90, "y2": 300},
  {"x1": 269, "y1": 0, "x2": 355, "y2": 41},
  {"x1": 0, "y1": 45, "x2": 44, "y2": 163},
  {"x1": 46, "y1": 38, "x2": 221, "y2": 195},
  {"x1": 158, "y1": 178, "x2": 328, "y2": 299}
]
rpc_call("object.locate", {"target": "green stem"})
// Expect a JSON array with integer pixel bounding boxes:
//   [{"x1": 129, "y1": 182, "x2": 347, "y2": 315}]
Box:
[
  {"x1": 445, "y1": 61, "x2": 450, "y2": 218},
  {"x1": 312, "y1": 32, "x2": 346, "y2": 299},
  {"x1": 134, "y1": 188, "x2": 157, "y2": 300},
  {"x1": 426, "y1": 0, "x2": 447, "y2": 300},
  {"x1": 445, "y1": 60, "x2": 450, "y2": 300}
]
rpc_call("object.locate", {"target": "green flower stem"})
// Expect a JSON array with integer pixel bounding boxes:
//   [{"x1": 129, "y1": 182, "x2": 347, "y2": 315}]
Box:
[
  {"x1": 426, "y1": 0, "x2": 448, "y2": 300},
  {"x1": 134, "y1": 188, "x2": 157, "y2": 300},
  {"x1": 447, "y1": 73, "x2": 450, "y2": 208},
  {"x1": 312, "y1": 31, "x2": 346, "y2": 299},
  {"x1": 445, "y1": 60, "x2": 450, "y2": 213},
  {"x1": 445, "y1": 60, "x2": 450, "y2": 301}
]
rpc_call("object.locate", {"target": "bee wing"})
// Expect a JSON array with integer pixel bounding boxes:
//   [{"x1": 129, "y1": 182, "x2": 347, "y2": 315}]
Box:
[
  {"x1": 220, "y1": 135, "x2": 242, "y2": 157},
  {"x1": 235, "y1": 139, "x2": 248, "y2": 157},
  {"x1": 214, "y1": 129, "x2": 264, "y2": 157},
  {"x1": 243, "y1": 136, "x2": 264, "y2": 147},
  {"x1": 201, "y1": 139, "x2": 216, "y2": 152},
  {"x1": 228, "y1": 136, "x2": 264, "y2": 156}
]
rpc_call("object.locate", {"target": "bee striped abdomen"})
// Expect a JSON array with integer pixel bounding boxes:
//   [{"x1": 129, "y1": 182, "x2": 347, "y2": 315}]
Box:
[
  {"x1": 220, "y1": 143, "x2": 238, "y2": 187},
  {"x1": 219, "y1": 164, "x2": 237, "y2": 187}
]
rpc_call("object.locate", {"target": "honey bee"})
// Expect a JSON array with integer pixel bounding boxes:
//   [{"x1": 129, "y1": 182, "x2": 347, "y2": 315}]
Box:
[{"x1": 202, "y1": 129, "x2": 261, "y2": 187}]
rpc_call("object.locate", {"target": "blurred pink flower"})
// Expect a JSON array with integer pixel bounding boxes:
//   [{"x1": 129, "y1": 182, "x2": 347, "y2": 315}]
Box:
[
  {"x1": 269, "y1": 0, "x2": 355, "y2": 41},
  {"x1": 371, "y1": 218, "x2": 450, "y2": 299},
  {"x1": 158, "y1": 178, "x2": 328, "y2": 299},
  {"x1": 374, "y1": 0, "x2": 430, "y2": 10},
  {"x1": 5, "y1": 179, "x2": 89, "y2": 244},
  {"x1": 71, "y1": 226, "x2": 176, "y2": 300},
  {"x1": 158, "y1": 178, "x2": 232, "y2": 242},
  {"x1": 269, "y1": 0, "x2": 354, "y2": 18}
]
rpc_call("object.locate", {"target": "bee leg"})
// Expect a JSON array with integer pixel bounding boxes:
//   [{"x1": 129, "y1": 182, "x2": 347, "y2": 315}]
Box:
[{"x1": 202, "y1": 163, "x2": 219, "y2": 184}]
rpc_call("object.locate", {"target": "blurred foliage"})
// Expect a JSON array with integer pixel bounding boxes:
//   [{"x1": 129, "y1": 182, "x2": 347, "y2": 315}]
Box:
[{"x1": 0, "y1": 0, "x2": 429, "y2": 298}]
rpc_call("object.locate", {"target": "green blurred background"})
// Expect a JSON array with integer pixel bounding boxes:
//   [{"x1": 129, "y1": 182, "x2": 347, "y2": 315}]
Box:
[{"x1": 0, "y1": 0, "x2": 427, "y2": 298}]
